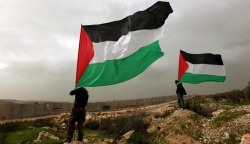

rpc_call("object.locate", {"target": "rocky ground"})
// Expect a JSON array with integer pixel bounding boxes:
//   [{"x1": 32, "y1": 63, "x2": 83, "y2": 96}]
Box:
[
  {"x1": 52, "y1": 98, "x2": 250, "y2": 144},
  {"x1": 2, "y1": 98, "x2": 250, "y2": 144}
]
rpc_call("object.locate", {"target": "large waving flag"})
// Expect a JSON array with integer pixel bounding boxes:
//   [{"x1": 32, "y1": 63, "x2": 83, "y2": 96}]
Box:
[
  {"x1": 75, "y1": 1, "x2": 173, "y2": 87},
  {"x1": 178, "y1": 50, "x2": 226, "y2": 84}
]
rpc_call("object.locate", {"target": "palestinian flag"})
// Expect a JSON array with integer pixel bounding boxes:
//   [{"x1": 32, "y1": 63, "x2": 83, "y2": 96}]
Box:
[
  {"x1": 178, "y1": 50, "x2": 226, "y2": 84},
  {"x1": 75, "y1": 1, "x2": 173, "y2": 87}
]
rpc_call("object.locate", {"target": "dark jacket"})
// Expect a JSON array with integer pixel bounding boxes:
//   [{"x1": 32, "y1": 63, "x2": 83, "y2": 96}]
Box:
[
  {"x1": 70, "y1": 87, "x2": 89, "y2": 109},
  {"x1": 176, "y1": 81, "x2": 186, "y2": 95}
]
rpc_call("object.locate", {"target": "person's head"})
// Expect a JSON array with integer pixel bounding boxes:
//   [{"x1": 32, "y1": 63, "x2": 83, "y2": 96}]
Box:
[
  {"x1": 175, "y1": 80, "x2": 179, "y2": 84},
  {"x1": 70, "y1": 87, "x2": 88, "y2": 96}
]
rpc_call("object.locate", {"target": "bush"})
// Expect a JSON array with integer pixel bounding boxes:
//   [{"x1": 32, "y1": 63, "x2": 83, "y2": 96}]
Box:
[
  {"x1": 102, "y1": 105, "x2": 111, "y2": 111},
  {"x1": 0, "y1": 132, "x2": 8, "y2": 144},
  {"x1": 212, "y1": 94, "x2": 222, "y2": 102},
  {"x1": 211, "y1": 89, "x2": 246, "y2": 104},
  {"x1": 127, "y1": 132, "x2": 152, "y2": 144},
  {"x1": 29, "y1": 118, "x2": 55, "y2": 127},
  {"x1": 243, "y1": 81, "x2": 250, "y2": 100},
  {"x1": 223, "y1": 133, "x2": 238, "y2": 144},
  {"x1": 185, "y1": 96, "x2": 216, "y2": 118},
  {"x1": 0, "y1": 122, "x2": 21, "y2": 133},
  {"x1": 185, "y1": 98, "x2": 202, "y2": 114},
  {"x1": 160, "y1": 109, "x2": 173, "y2": 118},
  {"x1": 99, "y1": 114, "x2": 149, "y2": 137},
  {"x1": 85, "y1": 120, "x2": 100, "y2": 130}
]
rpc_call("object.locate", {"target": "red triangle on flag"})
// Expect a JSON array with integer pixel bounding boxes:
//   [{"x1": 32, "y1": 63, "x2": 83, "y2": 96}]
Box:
[
  {"x1": 178, "y1": 51, "x2": 189, "y2": 80},
  {"x1": 75, "y1": 27, "x2": 94, "y2": 86}
]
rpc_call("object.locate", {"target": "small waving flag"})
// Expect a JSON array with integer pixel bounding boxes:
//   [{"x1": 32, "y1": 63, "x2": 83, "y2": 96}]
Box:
[
  {"x1": 178, "y1": 50, "x2": 226, "y2": 84},
  {"x1": 75, "y1": 1, "x2": 173, "y2": 87}
]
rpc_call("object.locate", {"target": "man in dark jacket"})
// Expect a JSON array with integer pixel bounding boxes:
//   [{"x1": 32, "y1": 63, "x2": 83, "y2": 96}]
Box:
[
  {"x1": 65, "y1": 87, "x2": 89, "y2": 143},
  {"x1": 175, "y1": 80, "x2": 186, "y2": 110}
]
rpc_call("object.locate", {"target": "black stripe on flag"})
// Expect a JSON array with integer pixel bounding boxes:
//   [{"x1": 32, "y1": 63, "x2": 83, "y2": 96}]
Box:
[
  {"x1": 82, "y1": 1, "x2": 173, "y2": 43},
  {"x1": 181, "y1": 50, "x2": 224, "y2": 65}
]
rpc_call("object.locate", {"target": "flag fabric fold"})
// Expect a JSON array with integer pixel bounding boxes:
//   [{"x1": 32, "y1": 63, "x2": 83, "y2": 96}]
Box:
[
  {"x1": 76, "y1": 1, "x2": 173, "y2": 87},
  {"x1": 178, "y1": 50, "x2": 226, "y2": 84}
]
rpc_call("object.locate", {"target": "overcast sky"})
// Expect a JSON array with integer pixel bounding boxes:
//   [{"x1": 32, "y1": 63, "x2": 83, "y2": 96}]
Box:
[{"x1": 1, "y1": 0, "x2": 250, "y2": 102}]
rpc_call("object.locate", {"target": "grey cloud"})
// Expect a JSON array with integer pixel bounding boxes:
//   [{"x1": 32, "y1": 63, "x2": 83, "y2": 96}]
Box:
[
  {"x1": 0, "y1": 0, "x2": 250, "y2": 102},
  {"x1": 223, "y1": 37, "x2": 250, "y2": 49}
]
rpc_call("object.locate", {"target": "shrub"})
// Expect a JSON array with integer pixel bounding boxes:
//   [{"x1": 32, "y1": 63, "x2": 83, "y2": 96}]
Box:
[
  {"x1": 99, "y1": 114, "x2": 149, "y2": 137},
  {"x1": 228, "y1": 89, "x2": 243, "y2": 104},
  {"x1": 212, "y1": 94, "x2": 222, "y2": 102},
  {"x1": 223, "y1": 133, "x2": 238, "y2": 144},
  {"x1": 0, "y1": 122, "x2": 21, "y2": 133},
  {"x1": 127, "y1": 132, "x2": 152, "y2": 144},
  {"x1": 30, "y1": 118, "x2": 55, "y2": 127},
  {"x1": 243, "y1": 81, "x2": 250, "y2": 100},
  {"x1": 0, "y1": 132, "x2": 8, "y2": 144},
  {"x1": 160, "y1": 109, "x2": 173, "y2": 118},
  {"x1": 185, "y1": 98, "x2": 202, "y2": 114},
  {"x1": 102, "y1": 105, "x2": 111, "y2": 111},
  {"x1": 85, "y1": 120, "x2": 100, "y2": 130},
  {"x1": 185, "y1": 96, "x2": 216, "y2": 118}
]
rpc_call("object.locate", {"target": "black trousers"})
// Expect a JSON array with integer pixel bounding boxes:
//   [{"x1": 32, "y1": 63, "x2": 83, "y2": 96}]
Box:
[{"x1": 66, "y1": 108, "x2": 86, "y2": 142}]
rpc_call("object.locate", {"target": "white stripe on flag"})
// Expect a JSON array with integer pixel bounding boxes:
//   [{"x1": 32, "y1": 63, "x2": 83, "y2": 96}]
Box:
[
  {"x1": 186, "y1": 62, "x2": 226, "y2": 76},
  {"x1": 90, "y1": 26, "x2": 165, "y2": 64}
]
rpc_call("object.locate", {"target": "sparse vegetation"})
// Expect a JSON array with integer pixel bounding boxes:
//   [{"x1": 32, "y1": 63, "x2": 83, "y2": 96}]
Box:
[
  {"x1": 85, "y1": 119, "x2": 100, "y2": 130},
  {"x1": 211, "y1": 81, "x2": 250, "y2": 104},
  {"x1": 184, "y1": 81, "x2": 250, "y2": 119},
  {"x1": 212, "y1": 109, "x2": 249, "y2": 128},
  {"x1": 1, "y1": 81, "x2": 250, "y2": 143},
  {"x1": 160, "y1": 109, "x2": 173, "y2": 118},
  {"x1": 223, "y1": 133, "x2": 238, "y2": 144},
  {"x1": 127, "y1": 132, "x2": 152, "y2": 144},
  {"x1": 102, "y1": 105, "x2": 111, "y2": 111},
  {"x1": 99, "y1": 113, "x2": 149, "y2": 137},
  {"x1": 0, "y1": 119, "x2": 62, "y2": 144}
]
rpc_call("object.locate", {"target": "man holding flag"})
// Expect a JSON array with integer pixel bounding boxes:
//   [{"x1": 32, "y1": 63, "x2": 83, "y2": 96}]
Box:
[
  {"x1": 64, "y1": 1, "x2": 173, "y2": 143},
  {"x1": 175, "y1": 80, "x2": 186, "y2": 110},
  {"x1": 65, "y1": 87, "x2": 89, "y2": 144}
]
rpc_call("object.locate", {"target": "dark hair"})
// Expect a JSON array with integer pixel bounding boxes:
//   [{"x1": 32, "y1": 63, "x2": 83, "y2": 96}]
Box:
[
  {"x1": 70, "y1": 87, "x2": 88, "y2": 95},
  {"x1": 175, "y1": 80, "x2": 179, "y2": 84}
]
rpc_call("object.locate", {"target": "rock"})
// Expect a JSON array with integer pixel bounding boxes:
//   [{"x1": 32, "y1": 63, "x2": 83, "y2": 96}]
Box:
[
  {"x1": 85, "y1": 114, "x2": 92, "y2": 122},
  {"x1": 61, "y1": 118, "x2": 66, "y2": 123},
  {"x1": 117, "y1": 130, "x2": 135, "y2": 144},
  {"x1": 122, "y1": 130, "x2": 135, "y2": 140},
  {"x1": 165, "y1": 133, "x2": 202, "y2": 144},
  {"x1": 147, "y1": 125, "x2": 158, "y2": 133},
  {"x1": 34, "y1": 131, "x2": 59, "y2": 142},
  {"x1": 42, "y1": 126, "x2": 50, "y2": 130},
  {"x1": 60, "y1": 123, "x2": 66, "y2": 127},
  {"x1": 212, "y1": 109, "x2": 225, "y2": 117},
  {"x1": 240, "y1": 134, "x2": 250, "y2": 144},
  {"x1": 143, "y1": 115, "x2": 154, "y2": 124},
  {"x1": 224, "y1": 132, "x2": 229, "y2": 139}
]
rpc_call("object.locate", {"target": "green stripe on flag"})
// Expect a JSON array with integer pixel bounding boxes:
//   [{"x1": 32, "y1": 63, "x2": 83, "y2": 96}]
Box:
[
  {"x1": 180, "y1": 72, "x2": 226, "y2": 84},
  {"x1": 77, "y1": 41, "x2": 163, "y2": 87}
]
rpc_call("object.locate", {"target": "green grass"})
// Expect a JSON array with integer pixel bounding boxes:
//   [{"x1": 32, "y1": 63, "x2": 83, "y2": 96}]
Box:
[
  {"x1": 188, "y1": 114, "x2": 200, "y2": 120},
  {"x1": 212, "y1": 110, "x2": 249, "y2": 128},
  {"x1": 85, "y1": 129, "x2": 114, "y2": 139},
  {"x1": 223, "y1": 133, "x2": 238, "y2": 144},
  {"x1": 127, "y1": 132, "x2": 153, "y2": 144},
  {"x1": 34, "y1": 139, "x2": 62, "y2": 144},
  {"x1": 4, "y1": 127, "x2": 62, "y2": 144},
  {"x1": 3, "y1": 127, "x2": 116, "y2": 144},
  {"x1": 83, "y1": 129, "x2": 117, "y2": 143},
  {"x1": 223, "y1": 100, "x2": 250, "y2": 106}
]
